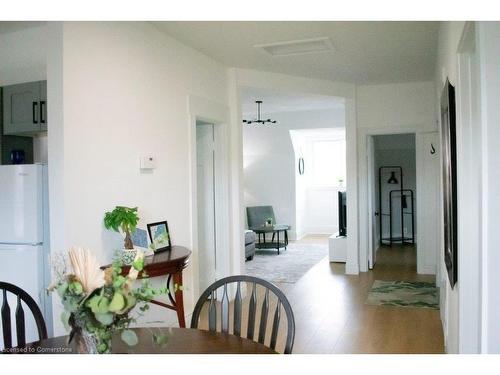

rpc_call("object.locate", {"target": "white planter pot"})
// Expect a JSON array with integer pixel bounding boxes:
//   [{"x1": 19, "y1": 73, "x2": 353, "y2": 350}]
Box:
[{"x1": 121, "y1": 248, "x2": 137, "y2": 265}]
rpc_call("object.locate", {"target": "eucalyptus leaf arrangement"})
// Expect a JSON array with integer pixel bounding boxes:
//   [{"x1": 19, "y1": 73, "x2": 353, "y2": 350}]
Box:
[
  {"x1": 48, "y1": 246, "x2": 167, "y2": 353},
  {"x1": 104, "y1": 206, "x2": 139, "y2": 250}
]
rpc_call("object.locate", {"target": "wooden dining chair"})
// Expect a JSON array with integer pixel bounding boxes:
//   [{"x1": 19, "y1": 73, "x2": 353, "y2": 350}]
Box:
[
  {"x1": 191, "y1": 275, "x2": 295, "y2": 354},
  {"x1": 1, "y1": 282, "x2": 48, "y2": 349}
]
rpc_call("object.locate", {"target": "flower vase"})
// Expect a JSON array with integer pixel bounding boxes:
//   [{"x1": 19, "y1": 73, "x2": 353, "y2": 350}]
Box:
[
  {"x1": 72, "y1": 317, "x2": 111, "y2": 354},
  {"x1": 74, "y1": 330, "x2": 99, "y2": 354},
  {"x1": 73, "y1": 329, "x2": 111, "y2": 354}
]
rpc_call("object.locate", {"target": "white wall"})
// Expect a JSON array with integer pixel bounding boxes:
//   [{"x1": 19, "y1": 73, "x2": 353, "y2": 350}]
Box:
[
  {"x1": 243, "y1": 108, "x2": 345, "y2": 240},
  {"x1": 476, "y1": 22, "x2": 500, "y2": 354},
  {"x1": 356, "y1": 81, "x2": 438, "y2": 273},
  {"x1": 46, "y1": 22, "x2": 232, "y2": 335},
  {"x1": 357, "y1": 82, "x2": 436, "y2": 131},
  {"x1": 0, "y1": 25, "x2": 47, "y2": 86},
  {"x1": 434, "y1": 21, "x2": 466, "y2": 354},
  {"x1": 434, "y1": 21, "x2": 500, "y2": 354},
  {"x1": 33, "y1": 134, "x2": 48, "y2": 163}
]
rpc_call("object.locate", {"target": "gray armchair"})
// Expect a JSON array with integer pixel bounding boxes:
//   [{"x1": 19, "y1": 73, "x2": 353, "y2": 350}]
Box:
[
  {"x1": 246, "y1": 205, "x2": 277, "y2": 228},
  {"x1": 244, "y1": 230, "x2": 256, "y2": 261},
  {"x1": 246, "y1": 206, "x2": 291, "y2": 254}
]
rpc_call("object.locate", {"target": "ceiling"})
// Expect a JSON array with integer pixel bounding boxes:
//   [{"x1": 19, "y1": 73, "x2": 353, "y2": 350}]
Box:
[
  {"x1": 0, "y1": 21, "x2": 46, "y2": 34},
  {"x1": 241, "y1": 87, "x2": 344, "y2": 116},
  {"x1": 155, "y1": 21, "x2": 439, "y2": 84}
]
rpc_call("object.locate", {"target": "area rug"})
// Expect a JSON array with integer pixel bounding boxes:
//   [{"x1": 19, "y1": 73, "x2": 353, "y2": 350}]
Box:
[
  {"x1": 244, "y1": 243, "x2": 328, "y2": 284},
  {"x1": 366, "y1": 280, "x2": 439, "y2": 310}
]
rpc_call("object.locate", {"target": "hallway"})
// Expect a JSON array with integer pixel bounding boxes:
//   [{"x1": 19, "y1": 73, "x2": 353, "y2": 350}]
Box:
[{"x1": 286, "y1": 238, "x2": 444, "y2": 353}]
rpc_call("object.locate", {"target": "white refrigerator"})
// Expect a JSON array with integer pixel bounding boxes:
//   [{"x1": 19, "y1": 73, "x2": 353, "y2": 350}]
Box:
[{"x1": 0, "y1": 164, "x2": 52, "y2": 348}]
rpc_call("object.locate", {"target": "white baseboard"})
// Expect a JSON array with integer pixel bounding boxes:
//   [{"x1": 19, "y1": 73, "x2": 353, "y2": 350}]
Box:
[
  {"x1": 304, "y1": 225, "x2": 336, "y2": 234},
  {"x1": 288, "y1": 230, "x2": 297, "y2": 241},
  {"x1": 417, "y1": 265, "x2": 436, "y2": 275},
  {"x1": 345, "y1": 261, "x2": 359, "y2": 275},
  {"x1": 294, "y1": 232, "x2": 307, "y2": 241}
]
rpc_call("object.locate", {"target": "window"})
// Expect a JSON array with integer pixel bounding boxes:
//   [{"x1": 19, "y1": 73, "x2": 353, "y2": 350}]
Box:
[{"x1": 311, "y1": 139, "x2": 346, "y2": 187}]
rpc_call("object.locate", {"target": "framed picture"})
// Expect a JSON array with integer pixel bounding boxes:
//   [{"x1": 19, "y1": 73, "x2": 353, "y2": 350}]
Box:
[
  {"x1": 147, "y1": 221, "x2": 172, "y2": 253},
  {"x1": 440, "y1": 79, "x2": 458, "y2": 289}
]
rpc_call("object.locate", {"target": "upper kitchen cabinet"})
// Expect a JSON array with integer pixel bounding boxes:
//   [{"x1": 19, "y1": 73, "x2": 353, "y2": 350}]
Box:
[{"x1": 2, "y1": 80, "x2": 47, "y2": 135}]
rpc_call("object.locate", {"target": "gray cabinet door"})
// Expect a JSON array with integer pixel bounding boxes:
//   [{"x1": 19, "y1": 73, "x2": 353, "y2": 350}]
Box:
[{"x1": 3, "y1": 81, "x2": 45, "y2": 135}]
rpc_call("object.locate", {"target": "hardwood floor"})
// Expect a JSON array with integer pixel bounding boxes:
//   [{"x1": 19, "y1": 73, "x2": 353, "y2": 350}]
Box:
[
  {"x1": 196, "y1": 235, "x2": 444, "y2": 354},
  {"x1": 285, "y1": 235, "x2": 444, "y2": 353}
]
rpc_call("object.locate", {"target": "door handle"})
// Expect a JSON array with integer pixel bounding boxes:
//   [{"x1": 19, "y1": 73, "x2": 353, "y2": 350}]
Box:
[
  {"x1": 40, "y1": 101, "x2": 46, "y2": 124},
  {"x1": 374, "y1": 212, "x2": 379, "y2": 217},
  {"x1": 32, "y1": 102, "x2": 38, "y2": 124}
]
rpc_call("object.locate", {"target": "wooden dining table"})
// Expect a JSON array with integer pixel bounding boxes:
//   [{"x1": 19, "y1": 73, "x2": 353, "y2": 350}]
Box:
[{"x1": 12, "y1": 328, "x2": 276, "y2": 354}]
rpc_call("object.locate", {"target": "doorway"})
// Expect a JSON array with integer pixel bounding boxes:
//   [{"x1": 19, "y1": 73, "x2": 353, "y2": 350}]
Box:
[
  {"x1": 240, "y1": 86, "x2": 346, "y2": 285},
  {"x1": 364, "y1": 130, "x2": 440, "y2": 275},
  {"x1": 196, "y1": 121, "x2": 217, "y2": 293},
  {"x1": 368, "y1": 133, "x2": 417, "y2": 270}
]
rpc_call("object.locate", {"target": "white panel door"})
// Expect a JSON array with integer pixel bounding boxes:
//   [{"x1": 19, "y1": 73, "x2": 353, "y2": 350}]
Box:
[
  {"x1": 0, "y1": 244, "x2": 44, "y2": 349},
  {"x1": 367, "y1": 136, "x2": 378, "y2": 269},
  {"x1": 0, "y1": 165, "x2": 43, "y2": 244},
  {"x1": 196, "y1": 124, "x2": 217, "y2": 294}
]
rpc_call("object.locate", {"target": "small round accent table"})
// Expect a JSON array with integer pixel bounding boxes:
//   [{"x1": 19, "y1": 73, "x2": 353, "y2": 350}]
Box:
[{"x1": 250, "y1": 224, "x2": 290, "y2": 254}]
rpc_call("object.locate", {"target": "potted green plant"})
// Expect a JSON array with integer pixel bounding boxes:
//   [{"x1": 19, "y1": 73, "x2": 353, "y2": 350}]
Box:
[{"x1": 104, "y1": 206, "x2": 139, "y2": 252}]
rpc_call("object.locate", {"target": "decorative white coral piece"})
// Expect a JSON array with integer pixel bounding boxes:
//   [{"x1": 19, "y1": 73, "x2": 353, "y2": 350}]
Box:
[{"x1": 68, "y1": 246, "x2": 105, "y2": 294}]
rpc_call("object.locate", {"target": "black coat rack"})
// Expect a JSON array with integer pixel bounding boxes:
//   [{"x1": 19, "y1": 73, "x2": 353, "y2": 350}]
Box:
[{"x1": 378, "y1": 166, "x2": 415, "y2": 246}]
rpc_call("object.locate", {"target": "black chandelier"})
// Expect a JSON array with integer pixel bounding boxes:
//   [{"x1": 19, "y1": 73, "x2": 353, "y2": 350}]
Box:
[{"x1": 243, "y1": 100, "x2": 277, "y2": 125}]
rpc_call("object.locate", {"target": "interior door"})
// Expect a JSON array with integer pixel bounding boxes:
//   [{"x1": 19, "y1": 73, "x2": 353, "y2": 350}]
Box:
[
  {"x1": 367, "y1": 135, "x2": 378, "y2": 269},
  {"x1": 196, "y1": 123, "x2": 217, "y2": 294}
]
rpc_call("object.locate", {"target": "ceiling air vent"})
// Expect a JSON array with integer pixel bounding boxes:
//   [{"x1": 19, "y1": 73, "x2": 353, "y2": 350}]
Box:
[{"x1": 255, "y1": 37, "x2": 334, "y2": 57}]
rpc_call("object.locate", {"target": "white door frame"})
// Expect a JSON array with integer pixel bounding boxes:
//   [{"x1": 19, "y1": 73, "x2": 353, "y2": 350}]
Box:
[
  {"x1": 367, "y1": 135, "x2": 376, "y2": 269},
  {"x1": 230, "y1": 68, "x2": 359, "y2": 274},
  {"x1": 188, "y1": 95, "x2": 231, "y2": 304},
  {"x1": 358, "y1": 126, "x2": 438, "y2": 274},
  {"x1": 456, "y1": 21, "x2": 482, "y2": 353}
]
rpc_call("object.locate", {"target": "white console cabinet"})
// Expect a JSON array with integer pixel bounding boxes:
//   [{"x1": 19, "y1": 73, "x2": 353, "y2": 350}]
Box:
[{"x1": 329, "y1": 232, "x2": 347, "y2": 263}]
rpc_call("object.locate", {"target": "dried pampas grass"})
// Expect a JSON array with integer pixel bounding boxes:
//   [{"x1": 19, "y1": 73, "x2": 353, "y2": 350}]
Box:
[{"x1": 68, "y1": 246, "x2": 105, "y2": 294}]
